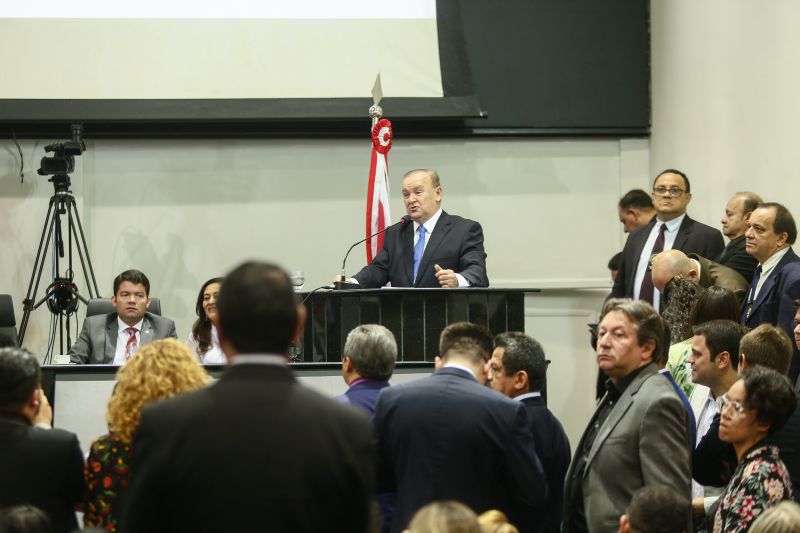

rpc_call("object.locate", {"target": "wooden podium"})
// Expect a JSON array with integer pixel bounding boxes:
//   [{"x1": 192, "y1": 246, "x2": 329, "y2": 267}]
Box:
[{"x1": 298, "y1": 288, "x2": 538, "y2": 362}]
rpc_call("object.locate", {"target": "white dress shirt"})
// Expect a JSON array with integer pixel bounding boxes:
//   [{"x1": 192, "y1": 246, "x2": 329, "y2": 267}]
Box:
[
  {"x1": 113, "y1": 317, "x2": 144, "y2": 365},
  {"x1": 187, "y1": 325, "x2": 226, "y2": 364},
  {"x1": 750, "y1": 246, "x2": 791, "y2": 302},
  {"x1": 633, "y1": 213, "x2": 687, "y2": 310}
]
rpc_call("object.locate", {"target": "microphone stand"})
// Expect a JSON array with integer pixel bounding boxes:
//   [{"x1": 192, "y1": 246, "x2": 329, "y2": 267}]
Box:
[{"x1": 334, "y1": 215, "x2": 410, "y2": 290}]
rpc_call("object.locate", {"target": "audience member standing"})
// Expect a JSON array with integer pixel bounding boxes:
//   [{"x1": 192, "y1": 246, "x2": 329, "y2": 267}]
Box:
[
  {"x1": 611, "y1": 169, "x2": 724, "y2": 309},
  {"x1": 742, "y1": 202, "x2": 800, "y2": 382},
  {"x1": 713, "y1": 367, "x2": 795, "y2": 533},
  {"x1": 336, "y1": 324, "x2": 397, "y2": 416},
  {"x1": 84, "y1": 339, "x2": 208, "y2": 531},
  {"x1": 564, "y1": 299, "x2": 691, "y2": 533},
  {"x1": 718, "y1": 192, "x2": 763, "y2": 283},
  {"x1": 373, "y1": 322, "x2": 546, "y2": 533},
  {"x1": 617, "y1": 189, "x2": 656, "y2": 233},
  {"x1": 119, "y1": 262, "x2": 376, "y2": 533},
  {"x1": 487, "y1": 332, "x2": 570, "y2": 533},
  {"x1": 0, "y1": 348, "x2": 85, "y2": 533}
]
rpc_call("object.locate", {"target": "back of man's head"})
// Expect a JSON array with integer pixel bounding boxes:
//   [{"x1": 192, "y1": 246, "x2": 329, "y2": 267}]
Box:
[
  {"x1": 0, "y1": 347, "x2": 40, "y2": 415},
  {"x1": 691, "y1": 320, "x2": 747, "y2": 371},
  {"x1": 439, "y1": 322, "x2": 493, "y2": 367},
  {"x1": 618, "y1": 189, "x2": 654, "y2": 210},
  {"x1": 739, "y1": 323, "x2": 793, "y2": 375},
  {"x1": 493, "y1": 332, "x2": 547, "y2": 393},
  {"x1": 343, "y1": 324, "x2": 397, "y2": 381},
  {"x1": 217, "y1": 262, "x2": 298, "y2": 355},
  {"x1": 622, "y1": 485, "x2": 688, "y2": 533}
]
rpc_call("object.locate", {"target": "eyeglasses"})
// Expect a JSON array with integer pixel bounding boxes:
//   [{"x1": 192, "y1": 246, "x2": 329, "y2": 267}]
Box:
[
  {"x1": 720, "y1": 394, "x2": 748, "y2": 416},
  {"x1": 653, "y1": 186, "x2": 686, "y2": 197}
]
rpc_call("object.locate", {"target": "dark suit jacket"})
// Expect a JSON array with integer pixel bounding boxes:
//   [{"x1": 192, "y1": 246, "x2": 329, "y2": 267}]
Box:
[
  {"x1": 611, "y1": 215, "x2": 725, "y2": 299},
  {"x1": 520, "y1": 395, "x2": 571, "y2": 533},
  {"x1": 68, "y1": 311, "x2": 178, "y2": 364},
  {"x1": 0, "y1": 414, "x2": 85, "y2": 533},
  {"x1": 119, "y1": 363, "x2": 375, "y2": 533},
  {"x1": 373, "y1": 367, "x2": 547, "y2": 533},
  {"x1": 563, "y1": 364, "x2": 691, "y2": 532},
  {"x1": 688, "y1": 253, "x2": 750, "y2": 305},
  {"x1": 718, "y1": 235, "x2": 759, "y2": 283},
  {"x1": 741, "y1": 248, "x2": 800, "y2": 380},
  {"x1": 354, "y1": 211, "x2": 489, "y2": 288},
  {"x1": 338, "y1": 378, "x2": 390, "y2": 416}
]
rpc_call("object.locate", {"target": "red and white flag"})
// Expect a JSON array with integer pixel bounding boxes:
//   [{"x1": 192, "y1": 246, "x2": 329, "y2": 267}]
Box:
[{"x1": 365, "y1": 118, "x2": 393, "y2": 263}]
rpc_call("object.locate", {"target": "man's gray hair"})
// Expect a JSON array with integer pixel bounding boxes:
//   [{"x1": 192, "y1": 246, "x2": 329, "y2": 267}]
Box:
[
  {"x1": 601, "y1": 298, "x2": 664, "y2": 364},
  {"x1": 343, "y1": 324, "x2": 397, "y2": 381}
]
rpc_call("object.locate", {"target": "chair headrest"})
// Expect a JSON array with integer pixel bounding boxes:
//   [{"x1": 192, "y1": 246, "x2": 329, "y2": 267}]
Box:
[{"x1": 86, "y1": 297, "x2": 162, "y2": 317}]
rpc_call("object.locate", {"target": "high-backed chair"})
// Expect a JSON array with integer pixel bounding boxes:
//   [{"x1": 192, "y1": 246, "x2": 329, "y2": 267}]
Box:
[
  {"x1": 85, "y1": 298, "x2": 162, "y2": 318},
  {"x1": 0, "y1": 294, "x2": 17, "y2": 347}
]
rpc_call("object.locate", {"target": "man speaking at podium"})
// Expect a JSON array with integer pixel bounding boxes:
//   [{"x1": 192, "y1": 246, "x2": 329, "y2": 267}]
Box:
[{"x1": 353, "y1": 169, "x2": 489, "y2": 288}]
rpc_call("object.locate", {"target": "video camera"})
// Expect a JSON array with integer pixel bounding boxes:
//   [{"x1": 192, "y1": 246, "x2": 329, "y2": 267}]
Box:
[{"x1": 38, "y1": 123, "x2": 85, "y2": 176}]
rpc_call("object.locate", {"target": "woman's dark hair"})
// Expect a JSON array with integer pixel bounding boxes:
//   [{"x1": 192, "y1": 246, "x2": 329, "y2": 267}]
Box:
[
  {"x1": 742, "y1": 367, "x2": 797, "y2": 436},
  {"x1": 190, "y1": 277, "x2": 224, "y2": 356},
  {"x1": 690, "y1": 286, "x2": 741, "y2": 327}
]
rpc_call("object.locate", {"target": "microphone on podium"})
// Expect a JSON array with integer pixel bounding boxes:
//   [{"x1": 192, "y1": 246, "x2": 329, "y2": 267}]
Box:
[{"x1": 334, "y1": 215, "x2": 412, "y2": 290}]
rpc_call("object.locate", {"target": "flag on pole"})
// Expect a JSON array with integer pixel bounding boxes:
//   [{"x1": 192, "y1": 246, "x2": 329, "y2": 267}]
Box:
[{"x1": 365, "y1": 118, "x2": 393, "y2": 263}]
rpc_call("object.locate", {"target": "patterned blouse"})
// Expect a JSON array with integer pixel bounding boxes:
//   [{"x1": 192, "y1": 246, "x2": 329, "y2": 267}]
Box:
[
  {"x1": 713, "y1": 444, "x2": 793, "y2": 533},
  {"x1": 667, "y1": 338, "x2": 694, "y2": 398},
  {"x1": 84, "y1": 432, "x2": 132, "y2": 532}
]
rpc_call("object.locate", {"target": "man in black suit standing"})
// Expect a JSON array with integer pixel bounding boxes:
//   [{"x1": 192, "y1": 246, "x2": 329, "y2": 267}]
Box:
[
  {"x1": 372, "y1": 322, "x2": 546, "y2": 533},
  {"x1": 69, "y1": 269, "x2": 177, "y2": 364},
  {"x1": 611, "y1": 169, "x2": 724, "y2": 310},
  {"x1": 120, "y1": 262, "x2": 376, "y2": 533},
  {"x1": 0, "y1": 347, "x2": 85, "y2": 533},
  {"x1": 354, "y1": 169, "x2": 489, "y2": 288},
  {"x1": 718, "y1": 192, "x2": 762, "y2": 283},
  {"x1": 487, "y1": 332, "x2": 570, "y2": 533}
]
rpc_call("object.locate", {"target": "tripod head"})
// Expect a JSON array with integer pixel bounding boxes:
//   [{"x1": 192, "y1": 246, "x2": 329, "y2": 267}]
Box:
[{"x1": 38, "y1": 123, "x2": 85, "y2": 192}]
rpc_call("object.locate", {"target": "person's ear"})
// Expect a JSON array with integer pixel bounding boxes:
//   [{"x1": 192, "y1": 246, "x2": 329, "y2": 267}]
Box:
[
  {"x1": 618, "y1": 514, "x2": 630, "y2": 533},
  {"x1": 739, "y1": 353, "x2": 748, "y2": 374},
  {"x1": 716, "y1": 351, "x2": 731, "y2": 370},
  {"x1": 514, "y1": 370, "x2": 529, "y2": 392},
  {"x1": 342, "y1": 356, "x2": 353, "y2": 373},
  {"x1": 434, "y1": 356, "x2": 443, "y2": 369}
]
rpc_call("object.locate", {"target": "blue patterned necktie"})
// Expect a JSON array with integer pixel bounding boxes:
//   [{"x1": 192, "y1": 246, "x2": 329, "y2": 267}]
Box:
[{"x1": 413, "y1": 225, "x2": 427, "y2": 282}]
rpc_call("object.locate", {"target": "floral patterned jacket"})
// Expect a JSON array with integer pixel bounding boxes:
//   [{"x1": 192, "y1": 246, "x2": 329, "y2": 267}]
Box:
[
  {"x1": 84, "y1": 432, "x2": 132, "y2": 532},
  {"x1": 713, "y1": 444, "x2": 793, "y2": 533}
]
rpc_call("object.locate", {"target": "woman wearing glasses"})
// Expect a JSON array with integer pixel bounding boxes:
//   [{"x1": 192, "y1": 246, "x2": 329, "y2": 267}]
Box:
[{"x1": 713, "y1": 366, "x2": 797, "y2": 533}]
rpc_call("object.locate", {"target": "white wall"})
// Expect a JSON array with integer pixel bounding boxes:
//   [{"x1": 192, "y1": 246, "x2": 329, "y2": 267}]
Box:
[
  {"x1": 651, "y1": 0, "x2": 800, "y2": 220},
  {"x1": 0, "y1": 135, "x2": 648, "y2": 447}
]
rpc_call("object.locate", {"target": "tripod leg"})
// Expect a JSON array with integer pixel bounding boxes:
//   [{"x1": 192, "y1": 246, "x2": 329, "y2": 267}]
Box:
[
  {"x1": 68, "y1": 196, "x2": 101, "y2": 298},
  {"x1": 18, "y1": 198, "x2": 58, "y2": 346}
]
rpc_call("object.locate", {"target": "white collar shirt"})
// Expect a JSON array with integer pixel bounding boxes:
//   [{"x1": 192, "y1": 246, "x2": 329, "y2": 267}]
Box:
[
  {"x1": 752, "y1": 247, "x2": 791, "y2": 301},
  {"x1": 113, "y1": 317, "x2": 144, "y2": 365},
  {"x1": 633, "y1": 213, "x2": 687, "y2": 310}
]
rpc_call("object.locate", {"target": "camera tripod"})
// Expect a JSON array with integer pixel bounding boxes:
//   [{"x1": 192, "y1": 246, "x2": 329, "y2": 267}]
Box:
[{"x1": 17, "y1": 173, "x2": 101, "y2": 358}]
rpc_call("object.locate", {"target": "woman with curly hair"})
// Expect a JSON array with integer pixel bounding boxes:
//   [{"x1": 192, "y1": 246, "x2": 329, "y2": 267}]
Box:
[
  {"x1": 713, "y1": 367, "x2": 796, "y2": 532},
  {"x1": 83, "y1": 339, "x2": 208, "y2": 531},
  {"x1": 187, "y1": 277, "x2": 225, "y2": 364},
  {"x1": 662, "y1": 276, "x2": 704, "y2": 396}
]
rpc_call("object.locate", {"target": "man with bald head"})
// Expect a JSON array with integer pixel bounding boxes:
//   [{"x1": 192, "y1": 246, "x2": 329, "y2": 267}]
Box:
[
  {"x1": 611, "y1": 169, "x2": 724, "y2": 309},
  {"x1": 354, "y1": 169, "x2": 489, "y2": 288},
  {"x1": 650, "y1": 249, "x2": 749, "y2": 303},
  {"x1": 718, "y1": 192, "x2": 762, "y2": 282}
]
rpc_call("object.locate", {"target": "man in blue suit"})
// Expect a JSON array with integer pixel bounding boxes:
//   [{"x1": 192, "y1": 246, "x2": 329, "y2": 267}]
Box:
[
  {"x1": 741, "y1": 202, "x2": 800, "y2": 382},
  {"x1": 372, "y1": 322, "x2": 547, "y2": 533},
  {"x1": 488, "y1": 332, "x2": 570, "y2": 533},
  {"x1": 336, "y1": 324, "x2": 396, "y2": 415}
]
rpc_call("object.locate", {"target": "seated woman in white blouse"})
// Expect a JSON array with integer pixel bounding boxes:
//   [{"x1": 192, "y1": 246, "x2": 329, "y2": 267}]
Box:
[{"x1": 187, "y1": 277, "x2": 225, "y2": 364}]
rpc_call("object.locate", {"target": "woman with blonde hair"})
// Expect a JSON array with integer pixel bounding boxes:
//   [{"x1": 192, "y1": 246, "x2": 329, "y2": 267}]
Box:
[
  {"x1": 750, "y1": 501, "x2": 800, "y2": 533},
  {"x1": 477, "y1": 510, "x2": 519, "y2": 533},
  {"x1": 404, "y1": 501, "x2": 481, "y2": 533},
  {"x1": 83, "y1": 339, "x2": 209, "y2": 531}
]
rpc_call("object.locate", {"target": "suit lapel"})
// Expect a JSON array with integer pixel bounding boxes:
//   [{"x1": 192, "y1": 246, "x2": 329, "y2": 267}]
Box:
[
  {"x1": 584, "y1": 366, "x2": 655, "y2": 472},
  {"x1": 747, "y1": 249, "x2": 799, "y2": 321},
  {"x1": 140, "y1": 314, "x2": 155, "y2": 346},
  {"x1": 671, "y1": 215, "x2": 693, "y2": 251},
  {"x1": 401, "y1": 223, "x2": 415, "y2": 286},
  {"x1": 104, "y1": 315, "x2": 117, "y2": 363},
  {"x1": 415, "y1": 212, "x2": 452, "y2": 287},
  {"x1": 626, "y1": 222, "x2": 655, "y2": 292}
]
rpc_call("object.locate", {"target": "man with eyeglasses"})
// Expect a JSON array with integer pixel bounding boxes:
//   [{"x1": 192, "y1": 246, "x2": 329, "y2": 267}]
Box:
[
  {"x1": 693, "y1": 323, "x2": 800, "y2": 513},
  {"x1": 611, "y1": 169, "x2": 724, "y2": 310},
  {"x1": 69, "y1": 269, "x2": 177, "y2": 364},
  {"x1": 487, "y1": 331, "x2": 570, "y2": 533},
  {"x1": 741, "y1": 202, "x2": 800, "y2": 383}
]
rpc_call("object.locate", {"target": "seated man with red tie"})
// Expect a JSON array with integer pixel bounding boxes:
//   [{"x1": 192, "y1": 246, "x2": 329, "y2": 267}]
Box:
[{"x1": 69, "y1": 269, "x2": 177, "y2": 364}]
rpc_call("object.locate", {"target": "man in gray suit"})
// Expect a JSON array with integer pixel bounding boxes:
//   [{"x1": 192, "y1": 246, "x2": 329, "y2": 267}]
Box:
[
  {"x1": 564, "y1": 299, "x2": 691, "y2": 533},
  {"x1": 69, "y1": 269, "x2": 177, "y2": 364}
]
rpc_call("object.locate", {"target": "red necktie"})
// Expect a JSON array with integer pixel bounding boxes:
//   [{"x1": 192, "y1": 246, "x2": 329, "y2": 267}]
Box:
[{"x1": 125, "y1": 327, "x2": 139, "y2": 361}]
